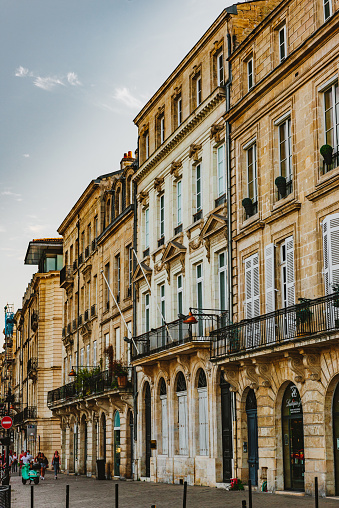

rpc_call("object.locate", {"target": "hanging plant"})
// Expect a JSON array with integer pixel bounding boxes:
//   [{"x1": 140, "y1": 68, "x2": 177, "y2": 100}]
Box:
[
  {"x1": 275, "y1": 176, "x2": 287, "y2": 197},
  {"x1": 320, "y1": 144, "x2": 333, "y2": 165},
  {"x1": 242, "y1": 198, "x2": 253, "y2": 217},
  {"x1": 296, "y1": 298, "x2": 313, "y2": 326}
]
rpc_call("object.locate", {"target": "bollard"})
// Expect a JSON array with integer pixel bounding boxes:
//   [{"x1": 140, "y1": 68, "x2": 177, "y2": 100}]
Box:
[
  {"x1": 315, "y1": 477, "x2": 319, "y2": 508},
  {"x1": 66, "y1": 485, "x2": 70, "y2": 508},
  {"x1": 183, "y1": 480, "x2": 187, "y2": 508},
  {"x1": 115, "y1": 483, "x2": 119, "y2": 508},
  {"x1": 31, "y1": 485, "x2": 34, "y2": 508},
  {"x1": 8, "y1": 485, "x2": 11, "y2": 508},
  {"x1": 151, "y1": 506, "x2": 156, "y2": 508},
  {"x1": 248, "y1": 479, "x2": 252, "y2": 508},
  {"x1": 242, "y1": 501, "x2": 247, "y2": 508}
]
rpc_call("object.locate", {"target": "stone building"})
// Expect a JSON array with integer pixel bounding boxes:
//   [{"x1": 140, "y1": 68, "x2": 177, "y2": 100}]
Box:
[
  {"x1": 131, "y1": 1, "x2": 280, "y2": 487},
  {"x1": 47, "y1": 152, "x2": 136, "y2": 479},
  {"x1": 210, "y1": 0, "x2": 339, "y2": 496},
  {"x1": 11, "y1": 238, "x2": 63, "y2": 458}
]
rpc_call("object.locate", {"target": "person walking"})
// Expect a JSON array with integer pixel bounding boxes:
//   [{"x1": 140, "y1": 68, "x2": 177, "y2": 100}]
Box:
[
  {"x1": 12, "y1": 452, "x2": 17, "y2": 473},
  {"x1": 40, "y1": 454, "x2": 48, "y2": 480},
  {"x1": 19, "y1": 450, "x2": 24, "y2": 470},
  {"x1": 51, "y1": 451, "x2": 60, "y2": 479}
]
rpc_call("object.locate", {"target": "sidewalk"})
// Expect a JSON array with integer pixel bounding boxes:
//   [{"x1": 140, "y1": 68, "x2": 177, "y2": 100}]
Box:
[{"x1": 9, "y1": 471, "x2": 339, "y2": 507}]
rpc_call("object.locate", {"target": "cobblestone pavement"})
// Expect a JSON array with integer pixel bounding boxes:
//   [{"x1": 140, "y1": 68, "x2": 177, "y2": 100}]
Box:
[{"x1": 9, "y1": 471, "x2": 339, "y2": 508}]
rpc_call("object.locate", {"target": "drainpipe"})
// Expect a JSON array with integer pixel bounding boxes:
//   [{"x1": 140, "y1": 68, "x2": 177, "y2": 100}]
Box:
[
  {"x1": 76, "y1": 215, "x2": 80, "y2": 375},
  {"x1": 133, "y1": 140, "x2": 139, "y2": 447}
]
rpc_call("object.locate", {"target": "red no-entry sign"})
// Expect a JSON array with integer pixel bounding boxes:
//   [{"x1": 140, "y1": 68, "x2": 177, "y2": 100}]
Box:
[{"x1": 1, "y1": 417, "x2": 12, "y2": 430}]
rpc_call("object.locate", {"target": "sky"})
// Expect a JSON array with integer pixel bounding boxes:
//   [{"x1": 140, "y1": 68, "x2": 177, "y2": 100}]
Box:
[{"x1": 0, "y1": 0, "x2": 234, "y2": 338}]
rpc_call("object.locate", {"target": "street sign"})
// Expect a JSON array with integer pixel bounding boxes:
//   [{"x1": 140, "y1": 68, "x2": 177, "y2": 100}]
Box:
[{"x1": 1, "y1": 417, "x2": 12, "y2": 430}]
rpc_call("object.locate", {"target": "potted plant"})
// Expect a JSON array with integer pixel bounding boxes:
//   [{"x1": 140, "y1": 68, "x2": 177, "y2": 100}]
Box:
[
  {"x1": 111, "y1": 360, "x2": 129, "y2": 388},
  {"x1": 229, "y1": 478, "x2": 244, "y2": 491},
  {"x1": 332, "y1": 283, "x2": 339, "y2": 308},
  {"x1": 275, "y1": 176, "x2": 287, "y2": 198},
  {"x1": 320, "y1": 144, "x2": 333, "y2": 166},
  {"x1": 242, "y1": 198, "x2": 253, "y2": 217},
  {"x1": 296, "y1": 298, "x2": 313, "y2": 335}
]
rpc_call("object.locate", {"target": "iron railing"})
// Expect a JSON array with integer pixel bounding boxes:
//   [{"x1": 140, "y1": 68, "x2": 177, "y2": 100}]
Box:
[
  {"x1": 62, "y1": 327, "x2": 66, "y2": 338},
  {"x1": 78, "y1": 314, "x2": 83, "y2": 326},
  {"x1": 47, "y1": 369, "x2": 130, "y2": 407},
  {"x1": 158, "y1": 237, "x2": 165, "y2": 247},
  {"x1": 276, "y1": 178, "x2": 293, "y2": 201},
  {"x1": 210, "y1": 293, "x2": 339, "y2": 360},
  {"x1": 322, "y1": 151, "x2": 339, "y2": 174},
  {"x1": 132, "y1": 310, "x2": 228, "y2": 360},
  {"x1": 143, "y1": 248, "x2": 150, "y2": 258},
  {"x1": 13, "y1": 406, "x2": 37, "y2": 425},
  {"x1": 193, "y1": 210, "x2": 203, "y2": 222},
  {"x1": 67, "y1": 323, "x2": 71, "y2": 335},
  {"x1": 60, "y1": 265, "x2": 74, "y2": 287},
  {"x1": 215, "y1": 193, "x2": 226, "y2": 208},
  {"x1": 174, "y1": 224, "x2": 183, "y2": 235},
  {"x1": 27, "y1": 357, "x2": 38, "y2": 374},
  {"x1": 78, "y1": 253, "x2": 83, "y2": 265},
  {"x1": 91, "y1": 304, "x2": 96, "y2": 317},
  {"x1": 84, "y1": 309, "x2": 89, "y2": 322}
]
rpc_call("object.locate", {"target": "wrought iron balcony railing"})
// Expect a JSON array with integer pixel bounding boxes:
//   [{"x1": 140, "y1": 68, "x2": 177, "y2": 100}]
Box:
[
  {"x1": 66, "y1": 323, "x2": 71, "y2": 335},
  {"x1": 193, "y1": 210, "x2": 203, "y2": 222},
  {"x1": 72, "y1": 260, "x2": 77, "y2": 272},
  {"x1": 62, "y1": 327, "x2": 66, "y2": 338},
  {"x1": 27, "y1": 357, "x2": 38, "y2": 375},
  {"x1": 210, "y1": 293, "x2": 339, "y2": 360},
  {"x1": 132, "y1": 309, "x2": 229, "y2": 361},
  {"x1": 60, "y1": 265, "x2": 74, "y2": 288},
  {"x1": 215, "y1": 193, "x2": 226, "y2": 208},
  {"x1": 322, "y1": 151, "x2": 339, "y2": 174},
  {"x1": 13, "y1": 406, "x2": 37, "y2": 426},
  {"x1": 174, "y1": 224, "x2": 183, "y2": 236}
]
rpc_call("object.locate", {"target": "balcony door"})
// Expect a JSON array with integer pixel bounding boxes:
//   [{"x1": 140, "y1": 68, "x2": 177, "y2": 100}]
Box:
[
  {"x1": 145, "y1": 383, "x2": 151, "y2": 477},
  {"x1": 246, "y1": 389, "x2": 258, "y2": 486},
  {"x1": 220, "y1": 373, "x2": 232, "y2": 482},
  {"x1": 282, "y1": 383, "x2": 304, "y2": 491},
  {"x1": 333, "y1": 383, "x2": 339, "y2": 495}
]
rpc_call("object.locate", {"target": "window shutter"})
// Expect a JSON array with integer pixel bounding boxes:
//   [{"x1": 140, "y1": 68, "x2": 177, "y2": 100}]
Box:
[
  {"x1": 161, "y1": 397, "x2": 168, "y2": 455},
  {"x1": 285, "y1": 236, "x2": 295, "y2": 306},
  {"x1": 265, "y1": 244, "x2": 275, "y2": 313},
  {"x1": 245, "y1": 253, "x2": 260, "y2": 347},
  {"x1": 198, "y1": 388, "x2": 208, "y2": 456},
  {"x1": 245, "y1": 257, "x2": 254, "y2": 319},
  {"x1": 178, "y1": 394, "x2": 188, "y2": 455},
  {"x1": 323, "y1": 213, "x2": 339, "y2": 293}
]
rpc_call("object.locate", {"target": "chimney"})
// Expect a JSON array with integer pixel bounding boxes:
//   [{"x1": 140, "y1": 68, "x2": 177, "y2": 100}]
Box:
[{"x1": 120, "y1": 150, "x2": 135, "y2": 170}]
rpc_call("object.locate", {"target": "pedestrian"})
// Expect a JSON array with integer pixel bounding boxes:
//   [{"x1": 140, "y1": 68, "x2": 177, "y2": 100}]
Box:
[
  {"x1": 8, "y1": 452, "x2": 13, "y2": 472},
  {"x1": 51, "y1": 451, "x2": 60, "y2": 480},
  {"x1": 22, "y1": 452, "x2": 30, "y2": 466},
  {"x1": 26, "y1": 450, "x2": 33, "y2": 464},
  {"x1": 19, "y1": 450, "x2": 24, "y2": 469},
  {"x1": 40, "y1": 454, "x2": 48, "y2": 480},
  {"x1": 12, "y1": 452, "x2": 17, "y2": 473}
]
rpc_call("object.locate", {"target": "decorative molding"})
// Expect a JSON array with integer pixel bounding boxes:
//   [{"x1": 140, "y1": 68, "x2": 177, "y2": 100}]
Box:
[
  {"x1": 154, "y1": 261, "x2": 163, "y2": 274},
  {"x1": 306, "y1": 173, "x2": 339, "y2": 202},
  {"x1": 221, "y1": 365, "x2": 239, "y2": 392},
  {"x1": 210, "y1": 123, "x2": 224, "y2": 143},
  {"x1": 137, "y1": 190, "x2": 149, "y2": 208},
  {"x1": 265, "y1": 200, "x2": 301, "y2": 225},
  {"x1": 82, "y1": 263, "x2": 92, "y2": 282},
  {"x1": 176, "y1": 355, "x2": 191, "y2": 381},
  {"x1": 242, "y1": 361, "x2": 259, "y2": 390},
  {"x1": 302, "y1": 351, "x2": 321, "y2": 381},
  {"x1": 189, "y1": 236, "x2": 203, "y2": 253},
  {"x1": 253, "y1": 360, "x2": 272, "y2": 388},
  {"x1": 154, "y1": 177, "x2": 164, "y2": 194},
  {"x1": 157, "y1": 361, "x2": 171, "y2": 385},
  {"x1": 170, "y1": 161, "x2": 182, "y2": 180},
  {"x1": 287, "y1": 353, "x2": 305, "y2": 384},
  {"x1": 234, "y1": 219, "x2": 265, "y2": 241},
  {"x1": 189, "y1": 143, "x2": 202, "y2": 161},
  {"x1": 80, "y1": 322, "x2": 92, "y2": 341},
  {"x1": 197, "y1": 350, "x2": 212, "y2": 377}
]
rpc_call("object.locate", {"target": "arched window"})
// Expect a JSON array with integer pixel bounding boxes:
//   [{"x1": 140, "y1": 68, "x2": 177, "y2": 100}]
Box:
[
  {"x1": 115, "y1": 187, "x2": 122, "y2": 217},
  {"x1": 159, "y1": 378, "x2": 168, "y2": 455},
  {"x1": 114, "y1": 411, "x2": 121, "y2": 476},
  {"x1": 126, "y1": 174, "x2": 133, "y2": 206},
  {"x1": 197, "y1": 369, "x2": 208, "y2": 455},
  {"x1": 176, "y1": 372, "x2": 188, "y2": 455}
]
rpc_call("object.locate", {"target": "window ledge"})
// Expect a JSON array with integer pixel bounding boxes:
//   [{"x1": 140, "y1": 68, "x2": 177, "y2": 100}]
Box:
[
  {"x1": 307, "y1": 169, "x2": 339, "y2": 202},
  {"x1": 265, "y1": 199, "x2": 301, "y2": 225},
  {"x1": 234, "y1": 217, "x2": 265, "y2": 241}
]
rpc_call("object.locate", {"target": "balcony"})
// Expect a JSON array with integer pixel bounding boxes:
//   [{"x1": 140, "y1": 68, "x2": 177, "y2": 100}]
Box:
[
  {"x1": 47, "y1": 369, "x2": 132, "y2": 408},
  {"x1": 62, "y1": 327, "x2": 66, "y2": 338},
  {"x1": 60, "y1": 265, "x2": 74, "y2": 288},
  {"x1": 78, "y1": 314, "x2": 83, "y2": 327},
  {"x1": 66, "y1": 323, "x2": 71, "y2": 335},
  {"x1": 322, "y1": 151, "x2": 339, "y2": 174},
  {"x1": 132, "y1": 310, "x2": 228, "y2": 363},
  {"x1": 210, "y1": 293, "x2": 339, "y2": 360},
  {"x1": 31, "y1": 311, "x2": 38, "y2": 332},
  {"x1": 13, "y1": 406, "x2": 37, "y2": 426},
  {"x1": 27, "y1": 358, "x2": 38, "y2": 379}
]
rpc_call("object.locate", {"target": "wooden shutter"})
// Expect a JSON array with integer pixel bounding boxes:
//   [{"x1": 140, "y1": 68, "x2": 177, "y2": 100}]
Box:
[
  {"x1": 245, "y1": 253, "x2": 260, "y2": 347},
  {"x1": 323, "y1": 213, "x2": 339, "y2": 293},
  {"x1": 285, "y1": 236, "x2": 295, "y2": 306},
  {"x1": 161, "y1": 396, "x2": 168, "y2": 455},
  {"x1": 198, "y1": 388, "x2": 208, "y2": 456},
  {"x1": 265, "y1": 244, "x2": 275, "y2": 343},
  {"x1": 178, "y1": 394, "x2": 188, "y2": 455}
]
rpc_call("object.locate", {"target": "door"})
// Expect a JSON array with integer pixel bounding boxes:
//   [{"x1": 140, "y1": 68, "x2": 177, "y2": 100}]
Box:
[
  {"x1": 246, "y1": 389, "x2": 259, "y2": 486},
  {"x1": 145, "y1": 383, "x2": 151, "y2": 477},
  {"x1": 220, "y1": 374, "x2": 232, "y2": 482},
  {"x1": 333, "y1": 383, "x2": 339, "y2": 495},
  {"x1": 84, "y1": 423, "x2": 87, "y2": 475},
  {"x1": 282, "y1": 383, "x2": 305, "y2": 491}
]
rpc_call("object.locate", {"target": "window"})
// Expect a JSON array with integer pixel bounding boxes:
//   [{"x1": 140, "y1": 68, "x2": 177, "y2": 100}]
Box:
[
  {"x1": 160, "y1": 284, "x2": 165, "y2": 326},
  {"x1": 217, "y1": 53, "x2": 224, "y2": 86},
  {"x1": 177, "y1": 180, "x2": 182, "y2": 226},
  {"x1": 246, "y1": 142, "x2": 258, "y2": 215},
  {"x1": 93, "y1": 340, "x2": 97, "y2": 366},
  {"x1": 145, "y1": 132, "x2": 149, "y2": 159},
  {"x1": 177, "y1": 274, "x2": 183, "y2": 341},
  {"x1": 156, "y1": 111, "x2": 165, "y2": 147},
  {"x1": 280, "y1": 236, "x2": 295, "y2": 308},
  {"x1": 323, "y1": 83, "x2": 339, "y2": 172},
  {"x1": 279, "y1": 26, "x2": 287, "y2": 62},
  {"x1": 128, "y1": 246, "x2": 133, "y2": 294},
  {"x1": 197, "y1": 369, "x2": 208, "y2": 456},
  {"x1": 197, "y1": 76, "x2": 202, "y2": 106},
  {"x1": 324, "y1": 0, "x2": 332, "y2": 20},
  {"x1": 145, "y1": 293, "x2": 150, "y2": 332},
  {"x1": 80, "y1": 347, "x2": 84, "y2": 367},
  {"x1": 196, "y1": 263, "x2": 203, "y2": 336},
  {"x1": 104, "y1": 333, "x2": 109, "y2": 369},
  {"x1": 87, "y1": 223, "x2": 92, "y2": 250},
  {"x1": 160, "y1": 115, "x2": 165, "y2": 144},
  {"x1": 160, "y1": 378, "x2": 168, "y2": 455},
  {"x1": 105, "y1": 263, "x2": 110, "y2": 308},
  {"x1": 177, "y1": 372, "x2": 188, "y2": 455},
  {"x1": 278, "y1": 118, "x2": 292, "y2": 196},
  {"x1": 217, "y1": 144, "x2": 226, "y2": 197},
  {"x1": 116, "y1": 254, "x2": 121, "y2": 301},
  {"x1": 145, "y1": 208, "x2": 150, "y2": 249},
  {"x1": 87, "y1": 280, "x2": 91, "y2": 314},
  {"x1": 218, "y1": 252, "x2": 227, "y2": 312},
  {"x1": 177, "y1": 97, "x2": 182, "y2": 127},
  {"x1": 322, "y1": 213, "x2": 339, "y2": 294},
  {"x1": 159, "y1": 194, "x2": 165, "y2": 240},
  {"x1": 194, "y1": 163, "x2": 202, "y2": 221},
  {"x1": 115, "y1": 327, "x2": 121, "y2": 360},
  {"x1": 94, "y1": 216, "x2": 98, "y2": 239},
  {"x1": 126, "y1": 321, "x2": 132, "y2": 365},
  {"x1": 86, "y1": 344, "x2": 90, "y2": 368},
  {"x1": 247, "y1": 58, "x2": 254, "y2": 91}
]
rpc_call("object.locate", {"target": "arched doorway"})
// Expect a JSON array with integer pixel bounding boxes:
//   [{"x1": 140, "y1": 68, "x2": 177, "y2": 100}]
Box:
[
  {"x1": 282, "y1": 383, "x2": 304, "y2": 491},
  {"x1": 333, "y1": 382, "x2": 339, "y2": 495},
  {"x1": 145, "y1": 383, "x2": 151, "y2": 477},
  {"x1": 101, "y1": 413, "x2": 107, "y2": 462},
  {"x1": 114, "y1": 411, "x2": 121, "y2": 477},
  {"x1": 246, "y1": 389, "x2": 258, "y2": 486},
  {"x1": 220, "y1": 372, "x2": 232, "y2": 482},
  {"x1": 80, "y1": 416, "x2": 87, "y2": 475}
]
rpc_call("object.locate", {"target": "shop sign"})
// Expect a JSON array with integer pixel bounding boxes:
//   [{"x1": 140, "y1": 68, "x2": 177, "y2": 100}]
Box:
[{"x1": 285, "y1": 384, "x2": 302, "y2": 415}]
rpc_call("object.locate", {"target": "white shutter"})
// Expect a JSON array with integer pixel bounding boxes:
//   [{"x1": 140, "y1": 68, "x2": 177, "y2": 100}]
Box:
[
  {"x1": 265, "y1": 244, "x2": 275, "y2": 343},
  {"x1": 323, "y1": 213, "x2": 339, "y2": 292},
  {"x1": 323, "y1": 218, "x2": 330, "y2": 295},
  {"x1": 198, "y1": 388, "x2": 208, "y2": 456},
  {"x1": 178, "y1": 394, "x2": 188, "y2": 455},
  {"x1": 245, "y1": 257, "x2": 254, "y2": 319},
  {"x1": 245, "y1": 253, "x2": 261, "y2": 347},
  {"x1": 285, "y1": 236, "x2": 295, "y2": 306},
  {"x1": 265, "y1": 244, "x2": 275, "y2": 313},
  {"x1": 161, "y1": 396, "x2": 168, "y2": 455}
]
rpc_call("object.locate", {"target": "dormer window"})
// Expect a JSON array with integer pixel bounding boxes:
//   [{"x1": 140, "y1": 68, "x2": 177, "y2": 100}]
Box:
[{"x1": 217, "y1": 53, "x2": 224, "y2": 86}]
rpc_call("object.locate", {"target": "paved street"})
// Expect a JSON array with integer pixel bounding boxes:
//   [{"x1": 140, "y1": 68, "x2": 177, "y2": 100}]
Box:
[{"x1": 8, "y1": 471, "x2": 339, "y2": 508}]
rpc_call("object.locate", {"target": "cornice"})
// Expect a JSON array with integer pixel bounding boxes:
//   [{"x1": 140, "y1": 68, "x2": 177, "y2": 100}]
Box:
[
  {"x1": 306, "y1": 174, "x2": 339, "y2": 202},
  {"x1": 134, "y1": 88, "x2": 225, "y2": 183},
  {"x1": 97, "y1": 204, "x2": 134, "y2": 245},
  {"x1": 264, "y1": 199, "x2": 301, "y2": 224}
]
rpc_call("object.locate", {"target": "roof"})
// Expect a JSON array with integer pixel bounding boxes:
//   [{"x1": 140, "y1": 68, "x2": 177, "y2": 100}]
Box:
[{"x1": 24, "y1": 238, "x2": 63, "y2": 265}]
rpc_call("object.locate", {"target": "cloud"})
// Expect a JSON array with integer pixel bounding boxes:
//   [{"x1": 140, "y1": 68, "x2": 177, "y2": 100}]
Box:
[
  {"x1": 1, "y1": 190, "x2": 22, "y2": 202},
  {"x1": 113, "y1": 87, "x2": 142, "y2": 109},
  {"x1": 27, "y1": 224, "x2": 50, "y2": 235},
  {"x1": 67, "y1": 72, "x2": 82, "y2": 86},
  {"x1": 22, "y1": 154, "x2": 30, "y2": 158},
  {"x1": 0, "y1": 226, "x2": 6, "y2": 233},
  {"x1": 15, "y1": 66, "x2": 82, "y2": 92}
]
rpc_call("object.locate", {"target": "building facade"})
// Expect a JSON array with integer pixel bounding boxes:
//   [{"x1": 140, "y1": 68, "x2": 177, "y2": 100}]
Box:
[
  {"x1": 47, "y1": 153, "x2": 136, "y2": 479},
  {"x1": 211, "y1": 0, "x2": 339, "y2": 497},
  {"x1": 12, "y1": 238, "x2": 63, "y2": 459},
  {"x1": 131, "y1": 1, "x2": 281, "y2": 487}
]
